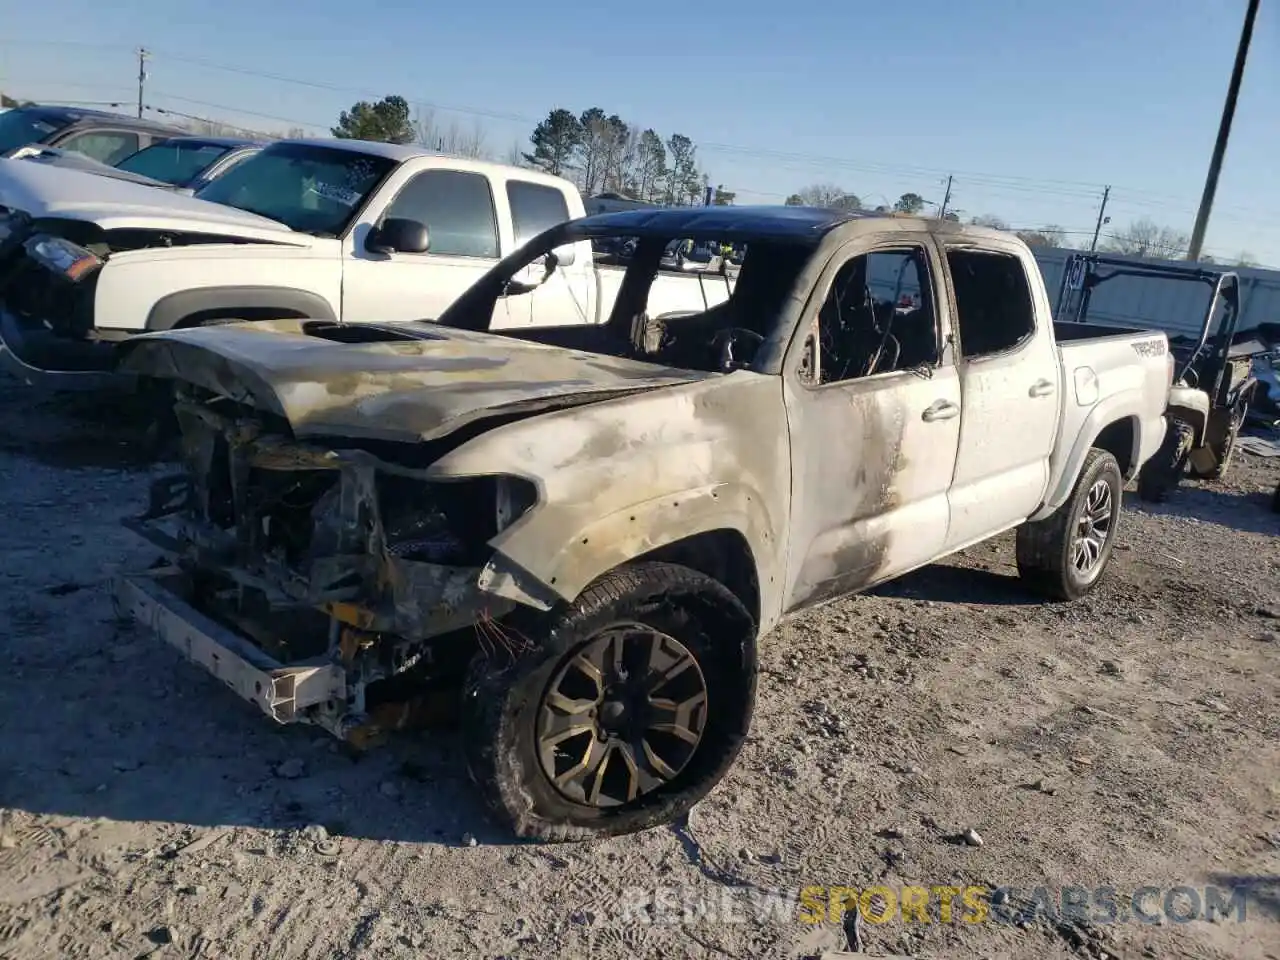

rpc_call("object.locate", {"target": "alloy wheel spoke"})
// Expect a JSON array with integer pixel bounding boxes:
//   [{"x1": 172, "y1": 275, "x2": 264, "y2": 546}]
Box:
[
  {"x1": 647, "y1": 691, "x2": 707, "y2": 745},
  {"x1": 537, "y1": 622, "x2": 709, "y2": 809}
]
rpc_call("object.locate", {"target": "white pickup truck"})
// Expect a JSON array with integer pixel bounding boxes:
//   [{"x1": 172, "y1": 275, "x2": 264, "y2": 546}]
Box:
[
  {"x1": 116, "y1": 206, "x2": 1171, "y2": 841},
  {"x1": 0, "y1": 138, "x2": 730, "y2": 388}
]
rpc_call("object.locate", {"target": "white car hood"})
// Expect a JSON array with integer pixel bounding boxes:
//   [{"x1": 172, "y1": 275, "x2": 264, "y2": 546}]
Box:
[{"x1": 0, "y1": 157, "x2": 307, "y2": 244}]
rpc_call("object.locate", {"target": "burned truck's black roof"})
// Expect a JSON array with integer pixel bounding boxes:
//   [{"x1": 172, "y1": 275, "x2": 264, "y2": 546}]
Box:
[{"x1": 568, "y1": 204, "x2": 885, "y2": 243}]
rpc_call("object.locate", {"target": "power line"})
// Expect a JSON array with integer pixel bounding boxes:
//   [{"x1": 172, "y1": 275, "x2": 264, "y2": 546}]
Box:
[
  {"x1": 148, "y1": 48, "x2": 538, "y2": 126},
  {"x1": 6, "y1": 38, "x2": 1277, "y2": 244},
  {"x1": 0, "y1": 38, "x2": 1197, "y2": 204},
  {"x1": 146, "y1": 91, "x2": 327, "y2": 130}
]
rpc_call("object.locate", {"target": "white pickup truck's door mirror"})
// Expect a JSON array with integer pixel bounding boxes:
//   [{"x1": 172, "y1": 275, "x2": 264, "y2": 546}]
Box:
[{"x1": 366, "y1": 218, "x2": 430, "y2": 255}]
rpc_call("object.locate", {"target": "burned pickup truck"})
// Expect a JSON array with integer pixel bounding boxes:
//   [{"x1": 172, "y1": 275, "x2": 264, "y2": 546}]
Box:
[{"x1": 115, "y1": 206, "x2": 1171, "y2": 840}]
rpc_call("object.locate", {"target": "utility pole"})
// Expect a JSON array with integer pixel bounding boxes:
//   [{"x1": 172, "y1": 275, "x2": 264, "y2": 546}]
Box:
[
  {"x1": 136, "y1": 48, "x2": 148, "y2": 118},
  {"x1": 937, "y1": 175, "x2": 953, "y2": 218},
  {"x1": 1187, "y1": 0, "x2": 1259, "y2": 262},
  {"x1": 1089, "y1": 185, "x2": 1112, "y2": 252}
]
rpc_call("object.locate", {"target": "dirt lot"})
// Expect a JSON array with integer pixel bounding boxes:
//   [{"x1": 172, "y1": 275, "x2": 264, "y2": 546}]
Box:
[{"x1": 0, "y1": 377, "x2": 1277, "y2": 960}]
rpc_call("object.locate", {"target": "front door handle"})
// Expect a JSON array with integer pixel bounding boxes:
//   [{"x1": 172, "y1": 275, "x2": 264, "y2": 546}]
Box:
[
  {"x1": 1030, "y1": 378, "x2": 1055, "y2": 398},
  {"x1": 921, "y1": 399, "x2": 960, "y2": 422}
]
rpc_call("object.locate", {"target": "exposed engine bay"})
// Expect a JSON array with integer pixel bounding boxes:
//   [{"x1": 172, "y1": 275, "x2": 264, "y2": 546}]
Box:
[{"x1": 126, "y1": 383, "x2": 538, "y2": 744}]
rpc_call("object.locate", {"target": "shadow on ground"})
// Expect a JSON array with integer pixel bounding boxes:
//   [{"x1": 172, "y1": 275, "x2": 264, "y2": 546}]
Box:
[
  {"x1": 873, "y1": 561, "x2": 1042, "y2": 607},
  {"x1": 0, "y1": 379, "x2": 167, "y2": 471},
  {"x1": 0, "y1": 609, "x2": 512, "y2": 848},
  {"x1": 1135, "y1": 485, "x2": 1280, "y2": 537}
]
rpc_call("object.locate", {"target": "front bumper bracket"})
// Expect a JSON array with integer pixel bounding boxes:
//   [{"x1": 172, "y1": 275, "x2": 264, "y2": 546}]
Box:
[{"x1": 114, "y1": 569, "x2": 347, "y2": 725}]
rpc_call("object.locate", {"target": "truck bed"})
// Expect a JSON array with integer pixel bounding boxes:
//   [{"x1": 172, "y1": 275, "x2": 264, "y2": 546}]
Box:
[{"x1": 1053, "y1": 320, "x2": 1151, "y2": 343}]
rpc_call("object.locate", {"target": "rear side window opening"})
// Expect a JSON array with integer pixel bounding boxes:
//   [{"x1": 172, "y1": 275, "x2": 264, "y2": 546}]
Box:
[
  {"x1": 947, "y1": 249, "x2": 1037, "y2": 359},
  {"x1": 507, "y1": 180, "x2": 571, "y2": 249}
]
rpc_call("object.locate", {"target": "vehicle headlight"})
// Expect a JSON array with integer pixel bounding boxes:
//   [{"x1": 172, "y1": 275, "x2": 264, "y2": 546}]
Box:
[
  {"x1": 24, "y1": 234, "x2": 103, "y2": 282},
  {"x1": 376, "y1": 474, "x2": 539, "y2": 565}
]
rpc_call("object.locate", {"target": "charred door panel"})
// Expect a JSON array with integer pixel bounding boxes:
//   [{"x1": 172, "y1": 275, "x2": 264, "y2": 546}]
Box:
[
  {"x1": 779, "y1": 237, "x2": 960, "y2": 612},
  {"x1": 782, "y1": 366, "x2": 960, "y2": 610}
]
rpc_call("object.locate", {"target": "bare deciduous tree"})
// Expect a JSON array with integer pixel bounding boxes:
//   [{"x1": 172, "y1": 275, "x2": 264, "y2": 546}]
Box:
[
  {"x1": 969, "y1": 214, "x2": 1009, "y2": 230},
  {"x1": 789, "y1": 184, "x2": 861, "y2": 210},
  {"x1": 1016, "y1": 225, "x2": 1068, "y2": 248},
  {"x1": 414, "y1": 108, "x2": 489, "y2": 159},
  {"x1": 1103, "y1": 218, "x2": 1191, "y2": 260}
]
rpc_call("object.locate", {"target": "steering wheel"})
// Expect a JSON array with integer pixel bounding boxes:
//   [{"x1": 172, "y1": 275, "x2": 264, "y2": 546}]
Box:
[
  {"x1": 860, "y1": 293, "x2": 900, "y2": 377},
  {"x1": 712, "y1": 327, "x2": 765, "y2": 372}
]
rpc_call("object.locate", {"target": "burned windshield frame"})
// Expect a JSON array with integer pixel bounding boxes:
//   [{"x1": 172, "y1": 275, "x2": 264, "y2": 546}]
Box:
[{"x1": 435, "y1": 227, "x2": 810, "y2": 365}]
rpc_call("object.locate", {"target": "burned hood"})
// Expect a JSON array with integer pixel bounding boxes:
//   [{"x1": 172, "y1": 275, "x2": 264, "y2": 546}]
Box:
[{"x1": 121, "y1": 319, "x2": 715, "y2": 443}]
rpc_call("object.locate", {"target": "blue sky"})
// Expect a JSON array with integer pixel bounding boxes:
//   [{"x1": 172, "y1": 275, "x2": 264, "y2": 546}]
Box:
[{"x1": 2, "y1": 0, "x2": 1276, "y2": 263}]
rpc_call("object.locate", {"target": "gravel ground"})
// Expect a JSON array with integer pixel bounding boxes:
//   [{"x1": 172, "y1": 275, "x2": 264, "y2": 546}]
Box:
[{"x1": 0, "y1": 377, "x2": 1277, "y2": 960}]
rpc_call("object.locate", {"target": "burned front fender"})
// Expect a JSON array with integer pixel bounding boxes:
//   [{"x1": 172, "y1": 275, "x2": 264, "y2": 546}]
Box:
[{"x1": 422, "y1": 373, "x2": 793, "y2": 629}]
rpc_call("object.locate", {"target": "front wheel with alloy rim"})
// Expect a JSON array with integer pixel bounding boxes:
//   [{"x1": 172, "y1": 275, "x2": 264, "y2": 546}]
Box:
[
  {"x1": 1016, "y1": 447, "x2": 1123, "y2": 601},
  {"x1": 461, "y1": 562, "x2": 757, "y2": 841}
]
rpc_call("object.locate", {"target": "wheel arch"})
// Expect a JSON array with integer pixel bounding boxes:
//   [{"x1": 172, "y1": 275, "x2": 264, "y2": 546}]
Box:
[
  {"x1": 1032, "y1": 394, "x2": 1149, "y2": 521},
  {"x1": 1167, "y1": 384, "x2": 1211, "y2": 447},
  {"x1": 144, "y1": 286, "x2": 337, "y2": 330},
  {"x1": 632, "y1": 529, "x2": 761, "y2": 629},
  {"x1": 1092, "y1": 417, "x2": 1138, "y2": 478},
  {"x1": 478, "y1": 483, "x2": 778, "y2": 633}
]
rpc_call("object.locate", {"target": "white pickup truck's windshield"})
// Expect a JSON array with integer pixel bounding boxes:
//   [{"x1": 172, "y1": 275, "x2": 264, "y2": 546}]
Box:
[
  {"x1": 0, "y1": 110, "x2": 65, "y2": 154},
  {"x1": 194, "y1": 143, "x2": 396, "y2": 236},
  {"x1": 116, "y1": 142, "x2": 229, "y2": 185}
]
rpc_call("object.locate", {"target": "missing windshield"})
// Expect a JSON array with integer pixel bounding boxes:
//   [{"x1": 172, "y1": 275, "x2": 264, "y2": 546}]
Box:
[{"x1": 439, "y1": 230, "x2": 809, "y2": 376}]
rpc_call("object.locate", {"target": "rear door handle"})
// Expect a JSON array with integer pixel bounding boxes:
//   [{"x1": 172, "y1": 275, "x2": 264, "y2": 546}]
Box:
[
  {"x1": 922, "y1": 399, "x2": 960, "y2": 422},
  {"x1": 1030, "y1": 379, "x2": 1055, "y2": 398}
]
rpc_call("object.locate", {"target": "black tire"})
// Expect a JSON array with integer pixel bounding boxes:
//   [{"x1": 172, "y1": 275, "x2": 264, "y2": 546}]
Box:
[
  {"x1": 1017, "y1": 448, "x2": 1123, "y2": 601},
  {"x1": 1201, "y1": 403, "x2": 1245, "y2": 481},
  {"x1": 461, "y1": 561, "x2": 757, "y2": 842},
  {"x1": 1272, "y1": 481, "x2": 1280, "y2": 514},
  {"x1": 1136, "y1": 419, "x2": 1194, "y2": 503}
]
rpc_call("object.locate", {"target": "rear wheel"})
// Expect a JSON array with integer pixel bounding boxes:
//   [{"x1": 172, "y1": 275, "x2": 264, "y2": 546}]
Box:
[
  {"x1": 1017, "y1": 448, "x2": 1123, "y2": 601},
  {"x1": 1200, "y1": 402, "x2": 1245, "y2": 481},
  {"x1": 1136, "y1": 419, "x2": 1194, "y2": 503},
  {"x1": 461, "y1": 562, "x2": 757, "y2": 841}
]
